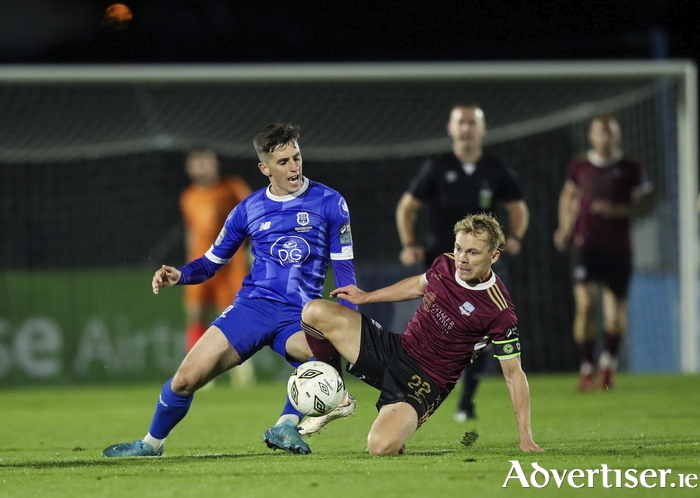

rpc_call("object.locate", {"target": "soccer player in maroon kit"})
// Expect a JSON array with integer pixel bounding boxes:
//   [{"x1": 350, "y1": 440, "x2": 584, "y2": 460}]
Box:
[
  {"x1": 301, "y1": 213, "x2": 542, "y2": 455},
  {"x1": 554, "y1": 115, "x2": 652, "y2": 392}
]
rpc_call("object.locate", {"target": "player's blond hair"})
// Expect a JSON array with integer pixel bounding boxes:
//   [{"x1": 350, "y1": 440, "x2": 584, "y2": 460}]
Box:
[{"x1": 453, "y1": 213, "x2": 505, "y2": 252}]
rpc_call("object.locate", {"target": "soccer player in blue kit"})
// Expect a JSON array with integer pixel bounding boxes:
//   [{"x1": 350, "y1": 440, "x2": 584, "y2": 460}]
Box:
[{"x1": 102, "y1": 123, "x2": 357, "y2": 457}]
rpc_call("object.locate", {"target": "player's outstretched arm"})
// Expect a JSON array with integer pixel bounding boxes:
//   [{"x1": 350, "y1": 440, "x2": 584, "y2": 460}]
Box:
[
  {"x1": 152, "y1": 265, "x2": 182, "y2": 295},
  {"x1": 329, "y1": 284, "x2": 368, "y2": 304},
  {"x1": 331, "y1": 274, "x2": 426, "y2": 305},
  {"x1": 499, "y1": 356, "x2": 544, "y2": 452}
]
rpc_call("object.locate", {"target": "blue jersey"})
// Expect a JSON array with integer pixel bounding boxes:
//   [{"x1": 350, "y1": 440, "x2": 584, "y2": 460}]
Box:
[{"x1": 204, "y1": 178, "x2": 354, "y2": 308}]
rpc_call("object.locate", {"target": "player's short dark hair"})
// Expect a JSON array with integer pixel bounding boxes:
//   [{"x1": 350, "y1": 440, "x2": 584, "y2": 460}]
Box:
[
  {"x1": 253, "y1": 123, "x2": 301, "y2": 161},
  {"x1": 450, "y1": 102, "x2": 483, "y2": 116},
  {"x1": 449, "y1": 103, "x2": 486, "y2": 123},
  {"x1": 451, "y1": 102, "x2": 482, "y2": 111},
  {"x1": 591, "y1": 114, "x2": 619, "y2": 125},
  {"x1": 453, "y1": 213, "x2": 505, "y2": 251},
  {"x1": 186, "y1": 148, "x2": 217, "y2": 161}
]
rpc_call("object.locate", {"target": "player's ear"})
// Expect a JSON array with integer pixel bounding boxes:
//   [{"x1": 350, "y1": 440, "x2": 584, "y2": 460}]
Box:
[
  {"x1": 258, "y1": 162, "x2": 271, "y2": 177},
  {"x1": 491, "y1": 249, "x2": 500, "y2": 264}
]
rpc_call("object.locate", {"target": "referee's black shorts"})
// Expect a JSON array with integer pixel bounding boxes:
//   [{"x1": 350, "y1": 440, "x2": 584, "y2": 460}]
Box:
[{"x1": 347, "y1": 314, "x2": 442, "y2": 427}]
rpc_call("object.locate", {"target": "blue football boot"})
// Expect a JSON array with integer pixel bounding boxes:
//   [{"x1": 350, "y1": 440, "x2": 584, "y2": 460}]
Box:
[
  {"x1": 263, "y1": 420, "x2": 311, "y2": 455},
  {"x1": 102, "y1": 439, "x2": 164, "y2": 457}
]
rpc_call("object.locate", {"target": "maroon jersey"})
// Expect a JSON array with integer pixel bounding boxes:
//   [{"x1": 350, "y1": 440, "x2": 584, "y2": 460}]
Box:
[
  {"x1": 569, "y1": 152, "x2": 647, "y2": 252},
  {"x1": 399, "y1": 254, "x2": 521, "y2": 400}
]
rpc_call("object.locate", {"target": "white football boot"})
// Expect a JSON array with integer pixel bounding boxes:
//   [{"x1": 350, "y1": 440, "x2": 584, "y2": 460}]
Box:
[{"x1": 298, "y1": 392, "x2": 357, "y2": 436}]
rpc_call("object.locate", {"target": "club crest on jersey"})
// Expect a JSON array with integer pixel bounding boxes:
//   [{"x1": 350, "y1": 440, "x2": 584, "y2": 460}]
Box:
[
  {"x1": 459, "y1": 301, "x2": 475, "y2": 316},
  {"x1": 296, "y1": 212, "x2": 310, "y2": 226}
]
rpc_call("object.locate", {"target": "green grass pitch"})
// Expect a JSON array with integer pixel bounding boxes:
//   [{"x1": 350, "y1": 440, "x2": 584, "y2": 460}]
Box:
[{"x1": 2, "y1": 374, "x2": 699, "y2": 498}]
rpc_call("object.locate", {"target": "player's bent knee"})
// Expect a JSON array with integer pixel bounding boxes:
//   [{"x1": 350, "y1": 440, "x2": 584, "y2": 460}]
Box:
[
  {"x1": 367, "y1": 433, "x2": 404, "y2": 456},
  {"x1": 302, "y1": 299, "x2": 358, "y2": 345},
  {"x1": 367, "y1": 444, "x2": 402, "y2": 456},
  {"x1": 301, "y1": 299, "x2": 336, "y2": 327},
  {"x1": 170, "y1": 371, "x2": 198, "y2": 396}
]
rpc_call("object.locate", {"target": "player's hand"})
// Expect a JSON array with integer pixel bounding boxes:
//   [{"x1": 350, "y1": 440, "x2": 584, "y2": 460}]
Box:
[
  {"x1": 552, "y1": 228, "x2": 571, "y2": 253},
  {"x1": 589, "y1": 199, "x2": 615, "y2": 218},
  {"x1": 502, "y1": 236, "x2": 522, "y2": 255},
  {"x1": 399, "y1": 245, "x2": 424, "y2": 267},
  {"x1": 330, "y1": 284, "x2": 368, "y2": 305},
  {"x1": 152, "y1": 265, "x2": 181, "y2": 294},
  {"x1": 520, "y1": 439, "x2": 545, "y2": 452}
]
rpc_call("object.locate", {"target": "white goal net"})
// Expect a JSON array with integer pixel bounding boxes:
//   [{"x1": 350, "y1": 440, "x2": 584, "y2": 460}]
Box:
[{"x1": 0, "y1": 61, "x2": 696, "y2": 383}]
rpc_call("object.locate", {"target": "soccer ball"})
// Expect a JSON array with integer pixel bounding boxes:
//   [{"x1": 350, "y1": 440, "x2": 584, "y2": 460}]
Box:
[{"x1": 287, "y1": 361, "x2": 346, "y2": 417}]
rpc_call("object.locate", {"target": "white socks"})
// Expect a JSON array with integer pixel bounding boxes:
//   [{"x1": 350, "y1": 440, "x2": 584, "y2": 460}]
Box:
[
  {"x1": 144, "y1": 433, "x2": 165, "y2": 450},
  {"x1": 275, "y1": 414, "x2": 301, "y2": 426}
]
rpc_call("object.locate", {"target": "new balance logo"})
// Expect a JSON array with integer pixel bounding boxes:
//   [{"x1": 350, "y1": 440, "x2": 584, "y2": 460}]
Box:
[{"x1": 259, "y1": 221, "x2": 271, "y2": 231}]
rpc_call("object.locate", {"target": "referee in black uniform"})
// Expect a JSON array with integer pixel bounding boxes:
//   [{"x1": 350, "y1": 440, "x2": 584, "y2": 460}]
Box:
[{"x1": 396, "y1": 103, "x2": 529, "y2": 421}]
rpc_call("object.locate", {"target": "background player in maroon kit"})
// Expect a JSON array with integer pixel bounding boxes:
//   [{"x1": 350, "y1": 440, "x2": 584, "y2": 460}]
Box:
[
  {"x1": 554, "y1": 115, "x2": 652, "y2": 391},
  {"x1": 301, "y1": 213, "x2": 542, "y2": 455}
]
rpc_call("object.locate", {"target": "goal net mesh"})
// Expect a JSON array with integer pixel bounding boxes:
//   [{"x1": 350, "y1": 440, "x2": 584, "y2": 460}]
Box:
[{"x1": 0, "y1": 65, "x2": 684, "y2": 383}]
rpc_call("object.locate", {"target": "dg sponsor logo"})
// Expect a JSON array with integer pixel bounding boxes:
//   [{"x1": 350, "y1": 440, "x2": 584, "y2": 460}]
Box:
[{"x1": 271, "y1": 236, "x2": 311, "y2": 267}]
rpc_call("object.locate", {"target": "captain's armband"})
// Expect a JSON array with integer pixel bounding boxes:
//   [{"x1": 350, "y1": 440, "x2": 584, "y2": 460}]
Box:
[{"x1": 493, "y1": 338, "x2": 521, "y2": 359}]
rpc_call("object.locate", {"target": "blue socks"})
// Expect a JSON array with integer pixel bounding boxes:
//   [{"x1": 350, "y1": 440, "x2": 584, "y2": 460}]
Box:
[
  {"x1": 146, "y1": 376, "x2": 302, "y2": 439},
  {"x1": 148, "y1": 379, "x2": 194, "y2": 439}
]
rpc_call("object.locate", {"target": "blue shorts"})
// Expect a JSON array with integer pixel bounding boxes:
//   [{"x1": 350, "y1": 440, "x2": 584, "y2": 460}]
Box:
[{"x1": 211, "y1": 296, "x2": 304, "y2": 365}]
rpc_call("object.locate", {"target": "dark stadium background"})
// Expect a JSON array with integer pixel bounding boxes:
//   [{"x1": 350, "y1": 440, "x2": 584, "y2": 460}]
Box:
[
  {"x1": 0, "y1": 0, "x2": 697, "y2": 63},
  {"x1": 0, "y1": 0, "x2": 696, "y2": 382}
]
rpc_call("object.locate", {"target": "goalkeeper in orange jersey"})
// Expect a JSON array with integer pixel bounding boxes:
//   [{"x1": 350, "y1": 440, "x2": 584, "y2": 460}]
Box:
[{"x1": 180, "y1": 149, "x2": 253, "y2": 384}]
